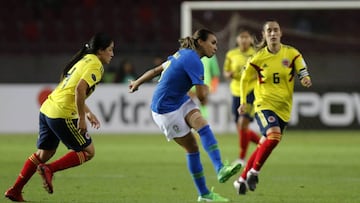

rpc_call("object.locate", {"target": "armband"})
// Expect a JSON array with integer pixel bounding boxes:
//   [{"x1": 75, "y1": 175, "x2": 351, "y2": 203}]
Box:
[{"x1": 298, "y1": 68, "x2": 310, "y2": 80}]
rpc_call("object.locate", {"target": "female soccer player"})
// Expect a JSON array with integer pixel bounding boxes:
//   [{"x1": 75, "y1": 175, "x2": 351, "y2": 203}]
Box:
[
  {"x1": 233, "y1": 21, "x2": 312, "y2": 195},
  {"x1": 223, "y1": 29, "x2": 260, "y2": 165},
  {"x1": 5, "y1": 33, "x2": 114, "y2": 202},
  {"x1": 129, "y1": 29, "x2": 241, "y2": 202}
]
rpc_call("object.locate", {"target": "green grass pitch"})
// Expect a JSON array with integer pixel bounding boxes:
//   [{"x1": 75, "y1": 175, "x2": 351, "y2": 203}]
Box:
[{"x1": 1, "y1": 131, "x2": 360, "y2": 203}]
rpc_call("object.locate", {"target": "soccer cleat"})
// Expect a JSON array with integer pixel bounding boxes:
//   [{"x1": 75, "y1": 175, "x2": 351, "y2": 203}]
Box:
[
  {"x1": 233, "y1": 179, "x2": 247, "y2": 195},
  {"x1": 4, "y1": 187, "x2": 25, "y2": 202},
  {"x1": 246, "y1": 171, "x2": 259, "y2": 191},
  {"x1": 217, "y1": 162, "x2": 242, "y2": 183},
  {"x1": 197, "y1": 188, "x2": 229, "y2": 202},
  {"x1": 37, "y1": 164, "x2": 54, "y2": 194}
]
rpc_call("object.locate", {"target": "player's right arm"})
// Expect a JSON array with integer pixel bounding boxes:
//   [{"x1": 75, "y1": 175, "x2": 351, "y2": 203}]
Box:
[
  {"x1": 238, "y1": 63, "x2": 257, "y2": 114},
  {"x1": 223, "y1": 52, "x2": 233, "y2": 80},
  {"x1": 129, "y1": 65, "x2": 164, "y2": 93}
]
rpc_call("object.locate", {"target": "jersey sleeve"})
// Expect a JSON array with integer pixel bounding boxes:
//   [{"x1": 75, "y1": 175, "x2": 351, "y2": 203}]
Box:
[
  {"x1": 293, "y1": 50, "x2": 310, "y2": 79},
  {"x1": 223, "y1": 52, "x2": 232, "y2": 72},
  {"x1": 184, "y1": 54, "x2": 204, "y2": 85},
  {"x1": 240, "y1": 60, "x2": 257, "y2": 104},
  {"x1": 81, "y1": 63, "x2": 103, "y2": 87}
]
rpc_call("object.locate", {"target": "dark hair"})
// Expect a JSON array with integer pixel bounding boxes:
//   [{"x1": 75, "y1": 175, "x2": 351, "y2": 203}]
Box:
[
  {"x1": 60, "y1": 32, "x2": 113, "y2": 80},
  {"x1": 178, "y1": 28, "x2": 215, "y2": 49},
  {"x1": 256, "y1": 20, "x2": 280, "y2": 50},
  {"x1": 236, "y1": 28, "x2": 255, "y2": 47}
]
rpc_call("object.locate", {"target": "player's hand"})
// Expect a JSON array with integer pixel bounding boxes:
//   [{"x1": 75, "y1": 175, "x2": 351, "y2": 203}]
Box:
[
  {"x1": 77, "y1": 117, "x2": 87, "y2": 135},
  {"x1": 301, "y1": 76, "x2": 312, "y2": 88},
  {"x1": 238, "y1": 104, "x2": 247, "y2": 115},
  {"x1": 86, "y1": 112, "x2": 100, "y2": 129},
  {"x1": 128, "y1": 80, "x2": 139, "y2": 93}
]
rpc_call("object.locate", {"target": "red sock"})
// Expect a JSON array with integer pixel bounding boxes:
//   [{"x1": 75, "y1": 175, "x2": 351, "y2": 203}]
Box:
[
  {"x1": 240, "y1": 145, "x2": 260, "y2": 179},
  {"x1": 239, "y1": 129, "x2": 250, "y2": 159},
  {"x1": 248, "y1": 130, "x2": 260, "y2": 144},
  {"x1": 12, "y1": 153, "x2": 41, "y2": 191},
  {"x1": 48, "y1": 151, "x2": 87, "y2": 173},
  {"x1": 252, "y1": 132, "x2": 281, "y2": 171}
]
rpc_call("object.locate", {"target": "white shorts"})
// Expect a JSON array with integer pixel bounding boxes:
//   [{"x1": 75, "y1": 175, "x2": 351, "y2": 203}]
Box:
[{"x1": 152, "y1": 99, "x2": 198, "y2": 141}]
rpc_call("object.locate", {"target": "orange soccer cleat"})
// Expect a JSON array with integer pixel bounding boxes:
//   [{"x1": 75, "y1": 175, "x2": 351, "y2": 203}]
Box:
[{"x1": 5, "y1": 187, "x2": 25, "y2": 202}]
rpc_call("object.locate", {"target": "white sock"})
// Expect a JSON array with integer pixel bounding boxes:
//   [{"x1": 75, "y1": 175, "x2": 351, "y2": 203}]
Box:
[
  {"x1": 238, "y1": 177, "x2": 246, "y2": 183},
  {"x1": 249, "y1": 168, "x2": 259, "y2": 175}
]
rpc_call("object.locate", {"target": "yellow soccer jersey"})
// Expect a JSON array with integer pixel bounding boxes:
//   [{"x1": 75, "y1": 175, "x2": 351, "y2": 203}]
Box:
[
  {"x1": 40, "y1": 54, "x2": 104, "y2": 119},
  {"x1": 223, "y1": 47, "x2": 256, "y2": 97},
  {"x1": 240, "y1": 44, "x2": 309, "y2": 122}
]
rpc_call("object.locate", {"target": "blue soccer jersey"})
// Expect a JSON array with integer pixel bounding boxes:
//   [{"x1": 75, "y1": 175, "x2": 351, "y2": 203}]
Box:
[{"x1": 151, "y1": 49, "x2": 204, "y2": 114}]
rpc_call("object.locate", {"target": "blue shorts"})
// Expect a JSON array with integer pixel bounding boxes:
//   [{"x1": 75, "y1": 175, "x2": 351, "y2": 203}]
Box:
[
  {"x1": 255, "y1": 110, "x2": 288, "y2": 136},
  {"x1": 232, "y1": 91, "x2": 255, "y2": 123},
  {"x1": 37, "y1": 112, "x2": 92, "y2": 152}
]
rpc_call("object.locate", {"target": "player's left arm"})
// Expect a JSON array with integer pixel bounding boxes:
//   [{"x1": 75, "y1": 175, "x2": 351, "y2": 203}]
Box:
[
  {"x1": 295, "y1": 53, "x2": 312, "y2": 88},
  {"x1": 78, "y1": 65, "x2": 102, "y2": 131},
  {"x1": 84, "y1": 104, "x2": 100, "y2": 129},
  {"x1": 75, "y1": 79, "x2": 89, "y2": 134}
]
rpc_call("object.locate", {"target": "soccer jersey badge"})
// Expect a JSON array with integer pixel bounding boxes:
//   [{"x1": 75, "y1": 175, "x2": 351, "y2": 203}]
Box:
[
  {"x1": 84, "y1": 132, "x2": 91, "y2": 140},
  {"x1": 91, "y1": 74, "x2": 96, "y2": 81},
  {"x1": 282, "y1": 59, "x2": 290, "y2": 67},
  {"x1": 268, "y1": 116, "x2": 276, "y2": 123},
  {"x1": 173, "y1": 125, "x2": 180, "y2": 133}
]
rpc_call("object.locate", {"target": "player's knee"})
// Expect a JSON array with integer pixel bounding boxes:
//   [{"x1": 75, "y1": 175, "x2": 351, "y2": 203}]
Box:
[
  {"x1": 267, "y1": 132, "x2": 282, "y2": 142},
  {"x1": 187, "y1": 111, "x2": 208, "y2": 130},
  {"x1": 266, "y1": 127, "x2": 282, "y2": 142},
  {"x1": 36, "y1": 149, "x2": 56, "y2": 163},
  {"x1": 259, "y1": 136, "x2": 267, "y2": 144},
  {"x1": 85, "y1": 151, "x2": 95, "y2": 161}
]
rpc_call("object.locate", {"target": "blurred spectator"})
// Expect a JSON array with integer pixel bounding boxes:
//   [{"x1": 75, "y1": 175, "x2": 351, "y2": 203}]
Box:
[
  {"x1": 151, "y1": 56, "x2": 165, "y2": 82},
  {"x1": 114, "y1": 59, "x2": 137, "y2": 83},
  {"x1": 102, "y1": 66, "x2": 117, "y2": 83}
]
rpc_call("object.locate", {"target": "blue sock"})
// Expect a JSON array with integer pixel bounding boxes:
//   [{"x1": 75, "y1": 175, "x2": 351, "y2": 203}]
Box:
[
  {"x1": 186, "y1": 152, "x2": 209, "y2": 196},
  {"x1": 198, "y1": 125, "x2": 223, "y2": 173}
]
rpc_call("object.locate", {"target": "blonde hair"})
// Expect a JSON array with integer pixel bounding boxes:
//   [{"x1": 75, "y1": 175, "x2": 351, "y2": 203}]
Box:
[{"x1": 178, "y1": 28, "x2": 215, "y2": 49}]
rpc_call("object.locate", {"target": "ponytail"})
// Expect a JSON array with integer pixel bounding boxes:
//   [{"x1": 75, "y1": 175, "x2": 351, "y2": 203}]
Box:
[
  {"x1": 178, "y1": 36, "x2": 196, "y2": 49},
  {"x1": 60, "y1": 32, "x2": 113, "y2": 81},
  {"x1": 256, "y1": 37, "x2": 267, "y2": 51},
  {"x1": 60, "y1": 44, "x2": 89, "y2": 81},
  {"x1": 178, "y1": 28, "x2": 214, "y2": 50}
]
